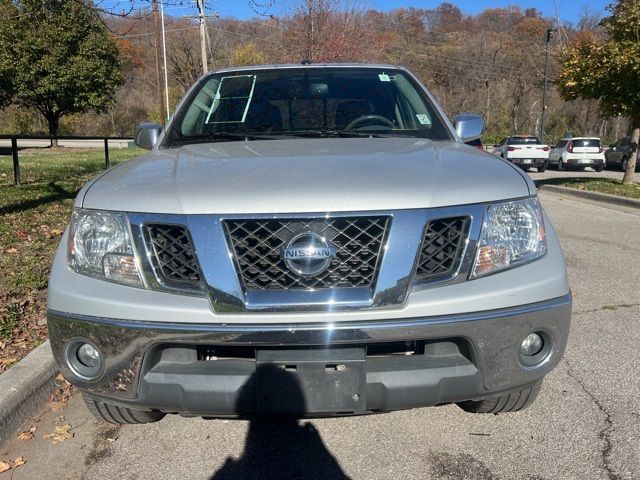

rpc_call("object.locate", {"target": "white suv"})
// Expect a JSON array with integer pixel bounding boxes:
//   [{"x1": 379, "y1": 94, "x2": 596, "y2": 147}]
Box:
[{"x1": 549, "y1": 137, "x2": 605, "y2": 172}]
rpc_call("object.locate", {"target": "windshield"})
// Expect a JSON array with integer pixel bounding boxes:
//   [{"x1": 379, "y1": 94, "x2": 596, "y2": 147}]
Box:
[
  {"x1": 508, "y1": 137, "x2": 540, "y2": 145},
  {"x1": 166, "y1": 67, "x2": 452, "y2": 145}
]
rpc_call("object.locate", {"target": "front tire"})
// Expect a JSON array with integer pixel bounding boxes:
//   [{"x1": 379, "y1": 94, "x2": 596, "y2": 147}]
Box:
[
  {"x1": 83, "y1": 394, "x2": 166, "y2": 424},
  {"x1": 537, "y1": 164, "x2": 547, "y2": 173},
  {"x1": 457, "y1": 380, "x2": 543, "y2": 414},
  {"x1": 621, "y1": 157, "x2": 628, "y2": 172},
  {"x1": 557, "y1": 160, "x2": 564, "y2": 171},
  {"x1": 594, "y1": 164, "x2": 604, "y2": 172}
]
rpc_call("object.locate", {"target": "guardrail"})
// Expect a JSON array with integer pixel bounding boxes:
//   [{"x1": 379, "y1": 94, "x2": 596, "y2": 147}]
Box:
[{"x1": 0, "y1": 135, "x2": 133, "y2": 186}]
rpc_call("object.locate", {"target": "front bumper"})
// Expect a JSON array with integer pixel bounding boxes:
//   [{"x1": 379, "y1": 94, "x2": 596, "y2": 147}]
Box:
[{"x1": 48, "y1": 293, "x2": 571, "y2": 416}]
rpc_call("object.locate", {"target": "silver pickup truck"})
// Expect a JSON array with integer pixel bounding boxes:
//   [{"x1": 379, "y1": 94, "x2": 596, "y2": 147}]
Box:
[{"x1": 47, "y1": 63, "x2": 571, "y2": 424}]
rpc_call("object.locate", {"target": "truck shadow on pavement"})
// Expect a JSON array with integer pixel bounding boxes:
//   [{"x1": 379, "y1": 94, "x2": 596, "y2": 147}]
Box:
[{"x1": 209, "y1": 364, "x2": 352, "y2": 480}]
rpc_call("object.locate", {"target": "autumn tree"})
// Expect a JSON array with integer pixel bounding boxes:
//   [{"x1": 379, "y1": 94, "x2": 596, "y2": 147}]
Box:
[
  {"x1": 558, "y1": 0, "x2": 640, "y2": 184},
  {"x1": 284, "y1": 0, "x2": 382, "y2": 62},
  {"x1": 230, "y1": 43, "x2": 266, "y2": 67},
  {"x1": 0, "y1": 0, "x2": 123, "y2": 145}
]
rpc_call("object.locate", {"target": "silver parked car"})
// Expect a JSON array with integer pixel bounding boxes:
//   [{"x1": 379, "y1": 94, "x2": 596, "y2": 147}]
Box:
[{"x1": 47, "y1": 64, "x2": 571, "y2": 423}]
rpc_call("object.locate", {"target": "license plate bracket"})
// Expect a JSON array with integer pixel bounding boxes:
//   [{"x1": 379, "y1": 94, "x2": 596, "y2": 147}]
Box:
[{"x1": 256, "y1": 348, "x2": 366, "y2": 414}]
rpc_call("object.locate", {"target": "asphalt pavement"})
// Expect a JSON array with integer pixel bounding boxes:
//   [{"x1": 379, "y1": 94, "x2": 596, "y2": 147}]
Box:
[
  {"x1": 1, "y1": 190, "x2": 639, "y2": 480},
  {"x1": 0, "y1": 138, "x2": 132, "y2": 150}
]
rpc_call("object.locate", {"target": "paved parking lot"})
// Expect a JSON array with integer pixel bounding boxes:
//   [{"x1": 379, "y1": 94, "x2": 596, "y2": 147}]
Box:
[{"x1": 2, "y1": 190, "x2": 639, "y2": 480}]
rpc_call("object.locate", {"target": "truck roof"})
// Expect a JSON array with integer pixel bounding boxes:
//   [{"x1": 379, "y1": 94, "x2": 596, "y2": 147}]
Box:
[{"x1": 212, "y1": 63, "x2": 406, "y2": 75}]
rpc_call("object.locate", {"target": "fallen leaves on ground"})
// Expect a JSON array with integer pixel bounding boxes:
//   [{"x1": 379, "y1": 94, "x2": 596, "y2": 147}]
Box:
[
  {"x1": 17, "y1": 425, "x2": 37, "y2": 441},
  {"x1": 48, "y1": 373, "x2": 75, "y2": 412},
  {"x1": 0, "y1": 457, "x2": 26, "y2": 473},
  {"x1": 0, "y1": 292, "x2": 48, "y2": 374},
  {"x1": 43, "y1": 424, "x2": 74, "y2": 444},
  {"x1": 1, "y1": 148, "x2": 143, "y2": 372}
]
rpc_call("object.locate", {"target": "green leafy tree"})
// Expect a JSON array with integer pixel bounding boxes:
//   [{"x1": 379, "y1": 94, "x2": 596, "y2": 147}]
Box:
[
  {"x1": 0, "y1": 1, "x2": 18, "y2": 108},
  {"x1": 0, "y1": 0, "x2": 123, "y2": 145},
  {"x1": 557, "y1": 0, "x2": 640, "y2": 184}
]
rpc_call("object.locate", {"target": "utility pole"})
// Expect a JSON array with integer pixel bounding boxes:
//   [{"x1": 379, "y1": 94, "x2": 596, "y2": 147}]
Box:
[
  {"x1": 160, "y1": 0, "x2": 170, "y2": 121},
  {"x1": 540, "y1": 27, "x2": 557, "y2": 143},
  {"x1": 153, "y1": 0, "x2": 167, "y2": 125},
  {"x1": 196, "y1": 0, "x2": 209, "y2": 73}
]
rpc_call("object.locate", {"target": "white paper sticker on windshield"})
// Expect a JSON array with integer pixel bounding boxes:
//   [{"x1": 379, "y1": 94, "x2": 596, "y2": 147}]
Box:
[
  {"x1": 416, "y1": 114, "x2": 431, "y2": 125},
  {"x1": 378, "y1": 74, "x2": 390, "y2": 82}
]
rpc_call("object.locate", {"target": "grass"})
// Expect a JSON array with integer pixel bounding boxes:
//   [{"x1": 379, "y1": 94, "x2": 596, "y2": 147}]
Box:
[
  {"x1": 0, "y1": 305, "x2": 19, "y2": 340},
  {"x1": 541, "y1": 178, "x2": 640, "y2": 199},
  {"x1": 0, "y1": 146, "x2": 144, "y2": 371}
]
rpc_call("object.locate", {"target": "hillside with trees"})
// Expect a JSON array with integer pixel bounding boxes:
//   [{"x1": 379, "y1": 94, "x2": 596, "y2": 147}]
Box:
[{"x1": 0, "y1": 1, "x2": 631, "y2": 144}]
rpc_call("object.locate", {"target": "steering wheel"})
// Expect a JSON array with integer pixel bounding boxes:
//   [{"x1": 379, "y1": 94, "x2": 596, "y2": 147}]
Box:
[{"x1": 344, "y1": 115, "x2": 395, "y2": 131}]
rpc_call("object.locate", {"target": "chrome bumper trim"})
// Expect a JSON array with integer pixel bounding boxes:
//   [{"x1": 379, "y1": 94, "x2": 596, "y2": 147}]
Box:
[{"x1": 49, "y1": 293, "x2": 570, "y2": 339}]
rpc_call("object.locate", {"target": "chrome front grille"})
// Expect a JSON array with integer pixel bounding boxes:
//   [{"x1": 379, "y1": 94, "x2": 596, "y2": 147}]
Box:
[
  {"x1": 224, "y1": 217, "x2": 390, "y2": 290},
  {"x1": 414, "y1": 216, "x2": 470, "y2": 284},
  {"x1": 146, "y1": 224, "x2": 201, "y2": 287},
  {"x1": 128, "y1": 205, "x2": 482, "y2": 312}
]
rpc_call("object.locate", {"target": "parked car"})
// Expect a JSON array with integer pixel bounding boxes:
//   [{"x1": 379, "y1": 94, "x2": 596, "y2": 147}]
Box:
[
  {"x1": 548, "y1": 137, "x2": 605, "y2": 171},
  {"x1": 47, "y1": 63, "x2": 571, "y2": 424},
  {"x1": 605, "y1": 137, "x2": 640, "y2": 172},
  {"x1": 493, "y1": 135, "x2": 550, "y2": 172}
]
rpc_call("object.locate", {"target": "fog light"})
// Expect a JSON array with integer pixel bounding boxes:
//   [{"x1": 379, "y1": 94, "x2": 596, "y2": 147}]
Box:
[
  {"x1": 66, "y1": 340, "x2": 103, "y2": 379},
  {"x1": 77, "y1": 343, "x2": 101, "y2": 368},
  {"x1": 520, "y1": 333, "x2": 544, "y2": 357}
]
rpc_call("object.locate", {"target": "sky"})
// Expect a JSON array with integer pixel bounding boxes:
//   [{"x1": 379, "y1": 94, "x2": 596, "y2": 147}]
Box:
[
  {"x1": 102, "y1": 0, "x2": 611, "y2": 24},
  {"x1": 369, "y1": 0, "x2": 610, "y2": 19}
]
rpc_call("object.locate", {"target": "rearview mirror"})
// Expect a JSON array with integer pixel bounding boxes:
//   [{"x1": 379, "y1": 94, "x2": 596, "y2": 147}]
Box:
[
  {"x1": 453, "y1": 114, "x2": 484, "y2": 143},
  {"x1": 134, "y1": 122, "x2": 163, "y2": 150}
]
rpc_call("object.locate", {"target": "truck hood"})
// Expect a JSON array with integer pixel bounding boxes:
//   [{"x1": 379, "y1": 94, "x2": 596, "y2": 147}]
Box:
[{"x1": 81, "y1": 138, "x2": 532, "y2": 214}]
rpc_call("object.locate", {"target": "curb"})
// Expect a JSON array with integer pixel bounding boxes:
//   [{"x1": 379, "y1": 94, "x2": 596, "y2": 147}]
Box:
[
  {"x1": 0, "y1": 341, "x2": 57, "y2": 447},
  {"x1": 540, "y1": 185, "x2": 640, "y2": 210}
]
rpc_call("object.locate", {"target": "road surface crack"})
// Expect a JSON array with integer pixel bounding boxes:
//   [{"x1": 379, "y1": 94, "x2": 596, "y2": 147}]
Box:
[
  {"x1": 573, "y1": 302, "x2": 640, "y2": 316},
  {"x1": 564, "y1": 360, "x2": 622, "y2": 480}
]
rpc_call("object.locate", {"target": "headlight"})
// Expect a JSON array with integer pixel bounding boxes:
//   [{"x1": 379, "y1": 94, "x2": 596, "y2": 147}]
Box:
[
  {"x1": 68, "y1": 209, "x2": 143, "y2": 287},
  {"x1": 471, "y1": 197, "x2": 547, "y2": 278}
]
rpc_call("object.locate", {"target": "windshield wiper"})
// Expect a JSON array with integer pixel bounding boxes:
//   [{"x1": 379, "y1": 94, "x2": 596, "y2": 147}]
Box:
[
  {"x1": 274, "y1": 130, "x2": 435, "y2": 139},
  {"x1": 178, "y1": 132, "x2": 280, "y2": 143},
  {"x1": 274, "y1": 129, "x2": 385, "y2": 138}
]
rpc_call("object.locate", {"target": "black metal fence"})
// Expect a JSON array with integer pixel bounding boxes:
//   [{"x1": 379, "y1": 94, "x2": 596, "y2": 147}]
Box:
[{"x1": 0, "y1": 135, "x2": 133, "y2": 186}]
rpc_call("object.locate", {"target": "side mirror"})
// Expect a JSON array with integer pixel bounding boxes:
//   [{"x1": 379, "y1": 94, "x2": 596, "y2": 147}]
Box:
[
  {"x1": 134, "y1": 122, "x2": 163, "y2": 150},
  {"x1": 453, "y1": 114, "x2": 484, "y2": 143}
]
